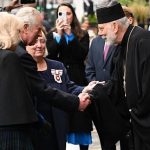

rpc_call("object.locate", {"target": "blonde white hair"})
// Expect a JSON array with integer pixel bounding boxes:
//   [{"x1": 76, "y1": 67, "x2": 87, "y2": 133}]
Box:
[{"x1": 0, "y1": 12, "x2": 23, "y2": 50}]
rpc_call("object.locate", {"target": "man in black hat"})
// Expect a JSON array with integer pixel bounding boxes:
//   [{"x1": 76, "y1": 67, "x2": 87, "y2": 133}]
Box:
[{"x1": 90, "y1": 0, "x2": 150, "y2": 150}]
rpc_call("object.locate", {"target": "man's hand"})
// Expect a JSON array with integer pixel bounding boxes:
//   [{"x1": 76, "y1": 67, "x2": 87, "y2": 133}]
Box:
[{"x1": 78, "y1": 92, "x2": 91, "y2": 111}]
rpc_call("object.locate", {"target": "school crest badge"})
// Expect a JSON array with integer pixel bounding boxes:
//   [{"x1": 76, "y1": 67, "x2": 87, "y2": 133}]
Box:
[{"x1": 51, "y1": 69, "x2": 63, "y2": 83}]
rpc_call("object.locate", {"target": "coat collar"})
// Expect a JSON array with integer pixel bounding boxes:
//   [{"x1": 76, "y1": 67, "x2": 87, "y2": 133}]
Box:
[
  {"x1": 19, "y1": 41, "x2": 26, "y2": 51},
  {"x1": 120, "y1": 25, "x2": 134, "y2": 48}
]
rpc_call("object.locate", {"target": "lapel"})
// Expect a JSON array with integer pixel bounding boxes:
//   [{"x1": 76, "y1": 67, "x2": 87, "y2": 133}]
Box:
[{"x1": 98, "y1": 40, "x2": 105, "y2": 68}]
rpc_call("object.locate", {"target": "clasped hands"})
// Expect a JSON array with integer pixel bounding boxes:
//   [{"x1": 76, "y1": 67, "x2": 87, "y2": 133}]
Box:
[{"x1": 78, "y1": 81, "x2": 105, "y2": 111}]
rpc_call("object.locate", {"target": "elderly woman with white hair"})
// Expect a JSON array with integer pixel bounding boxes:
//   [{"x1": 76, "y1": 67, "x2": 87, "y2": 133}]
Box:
[{"x1": 0, "y1": 12, "x2": 38, "y2": 150}]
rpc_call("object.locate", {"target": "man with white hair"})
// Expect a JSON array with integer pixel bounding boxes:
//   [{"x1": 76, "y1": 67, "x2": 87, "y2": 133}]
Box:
[
  {"x1": 15, "y1": 6, "x2": 91, "y2": 126},
  {"x1": 91, "y1": 0, "x2": 150, "y2": 150}
]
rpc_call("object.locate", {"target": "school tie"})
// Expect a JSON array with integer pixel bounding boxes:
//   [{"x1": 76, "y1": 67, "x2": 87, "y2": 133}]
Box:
[{"x1": 103, "y1": 44, "x2": 109, "y2": 60}]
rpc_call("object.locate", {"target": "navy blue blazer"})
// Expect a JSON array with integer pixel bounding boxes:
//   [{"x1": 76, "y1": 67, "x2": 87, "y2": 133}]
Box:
[
  {"x1": 85, "y1": 36, "x2": 116, "y2": 82},
  {"x1": 37, "y1": 58, "x2": 83, "y2": 150}
]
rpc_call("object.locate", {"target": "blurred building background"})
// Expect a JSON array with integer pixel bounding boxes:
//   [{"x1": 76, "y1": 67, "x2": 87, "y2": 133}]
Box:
[
  {"x1": 36, "y1": 0, "x2": 150, "y2": 30},
  {"x1": 36, "y1": 0, "x2": 98, "y2": 28}
]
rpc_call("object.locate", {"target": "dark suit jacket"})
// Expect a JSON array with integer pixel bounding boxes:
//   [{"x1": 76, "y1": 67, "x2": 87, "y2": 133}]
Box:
[
  {"x1": 86, "y1": 36, "x2": 116, "y2": 82},
  {"x1": 0, "y1": 49, "x2": 37, "y2": 125},
  {"x1": 15, "y1": 41, "x2": 79, "y2": 113}
]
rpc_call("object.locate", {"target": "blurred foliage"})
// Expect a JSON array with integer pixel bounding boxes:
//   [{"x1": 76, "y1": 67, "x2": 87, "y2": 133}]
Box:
[
  {"x1": 87, "y1": 0, "x2": 150, "y2": 26},
  {"x1": 88, "y1": 14, "x2": 97, "y2": 25},
  {"x1": 130, "y1": 3, "x2": 149, "y2": 22},
  {"x1": 118, "y1": 0, "x2": 133, "y2": 5},
  {"x1": 120, "y1": 0, "x2": 150, "y2": 24},
  {"x1": 118, "y1": 0, "x2": 148, "y2": 5}
]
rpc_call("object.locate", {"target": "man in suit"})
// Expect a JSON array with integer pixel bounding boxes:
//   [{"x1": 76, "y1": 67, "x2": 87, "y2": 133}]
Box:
[
  {"x1": 14, "y1": 7, "x2": 93, "y2": 150},
  {"x1": 15, "y1": 6, "x2": 91, "y2": 113},
  {"x1": 86, "y1": 36, "x2": 116, "y2": 82}
]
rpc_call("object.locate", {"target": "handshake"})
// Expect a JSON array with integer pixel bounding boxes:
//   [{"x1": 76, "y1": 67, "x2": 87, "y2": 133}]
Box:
[{"x1": 78, "y1": 81, "x2": 105, "y2": 111}]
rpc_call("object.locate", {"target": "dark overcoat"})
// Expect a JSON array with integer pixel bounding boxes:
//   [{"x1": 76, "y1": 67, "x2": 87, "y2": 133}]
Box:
[
  {"x1": 124, "y1": 25, "x2": 150, "y2": 148},
  {"x1": 0, "y1": 49, "x2": 37, "y2": 125},
  {"x1": 15, "y1": 41, "x2": 80, "y2": 113}
]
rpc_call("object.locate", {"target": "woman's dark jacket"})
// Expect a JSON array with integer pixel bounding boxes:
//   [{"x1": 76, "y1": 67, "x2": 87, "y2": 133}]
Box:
[{"x1": 0, "y1": 49, "x2": 37, "y2": 125}]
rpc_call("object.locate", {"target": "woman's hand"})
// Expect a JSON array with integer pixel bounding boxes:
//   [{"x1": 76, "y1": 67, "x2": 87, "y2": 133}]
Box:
[{"x1": 56, "y1": 18, "x2": 64, "y2": 35}]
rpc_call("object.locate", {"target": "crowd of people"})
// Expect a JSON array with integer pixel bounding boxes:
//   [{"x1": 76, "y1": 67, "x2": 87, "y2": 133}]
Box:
[{"x1": 0, "y1": 0, "x2": 150, "y2": 150}]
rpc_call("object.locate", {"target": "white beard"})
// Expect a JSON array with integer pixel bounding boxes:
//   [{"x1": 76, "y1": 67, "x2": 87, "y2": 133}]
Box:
[{"x1": 106, "y1": 30, "x2": 117, "y2": 45}]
